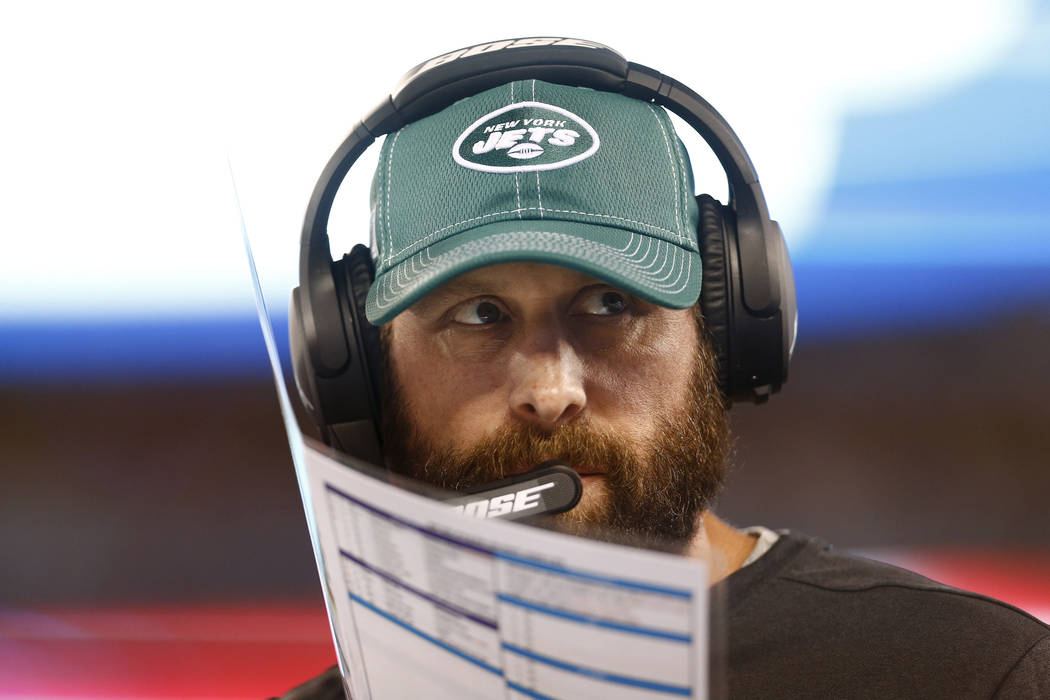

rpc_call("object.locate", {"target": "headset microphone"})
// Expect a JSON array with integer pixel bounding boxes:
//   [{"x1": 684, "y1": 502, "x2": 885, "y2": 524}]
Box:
[{"x1": 443, "y1": 460, "x2": 582, "y2": 521}]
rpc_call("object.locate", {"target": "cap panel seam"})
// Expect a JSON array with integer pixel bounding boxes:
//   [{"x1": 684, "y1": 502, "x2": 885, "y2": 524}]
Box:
[
  {"x1": 646, "y1": 103, "x2": 684, "y2": 246},
  {"x1": 535, "y1": 172, "x2": 544, "y2": 217},
  {"x1": 532, "y1": 79, "x2": 544, "y2": 218},
  {"x1": 372, "y1": 147, "x2": 383, "y2": 263},
  {"x1": 671, "y1": 119, "x2": 693, "y2": 245},
  {"x1": 511, "y1": 82, "x2": 523, "y2": 219},
  {"x1": 384, "y1": 130, "x2": 402, "y2": 268},
  {"x1": 374, "y1": 140, "x2": 386, "y2": 264}
]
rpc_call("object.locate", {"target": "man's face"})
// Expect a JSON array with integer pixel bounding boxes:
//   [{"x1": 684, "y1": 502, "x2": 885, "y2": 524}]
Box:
[{"x1": 380, "y1": 262, "x2": 730, "y2": 551}]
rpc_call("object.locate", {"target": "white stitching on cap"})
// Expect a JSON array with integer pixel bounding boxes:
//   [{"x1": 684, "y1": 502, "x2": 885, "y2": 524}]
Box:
[
  {"x1": 532, "y1": 80, "x2": 544, "y2": 218},
  {"x1": 511, "y1": 83, "x2": 523, "y2": 219},
  {"x1": 535, "y1": 172, "x2": 543, "y2": 217},
  {"x1": 666, "y1": 247, "x2": 690, "y2": 290},
  {"x1": 543, "y1": 209, "x2": 679, "y2": 230},
  {"x1": 389, "y1": 253, "x2": 417, "y2": 294},
  {"x1": 646, "y1": 241, "x2": 672, "y2": 279},
  {"x1": 651, "y1": 245, "x2": 678, "y2": 282},
  {"x1": 378, "y1": 234, "x2": 688, "y2": 309},
  {"x1": 616, "y1": 231, "x2": 643, "y2": 256},
  {"x1": 617, "y1": 233, "x2": 657, "y2": 269},
  {"x1": 382, "y1": 248, "x2": 430, "y2": 299},
  {"x1": 394, "y1": 254, "x2": 409, "y2": 288},
  {"x1": 374, "y1": 158, "x2": 383, "y2": 265},
  {"x1": 384, "y1": 208, "x2": 681, "y2": 262},
  {"x1": 630, "y1": 236, "x2": 663, "y2": 271},
  {"x1": 646, "y1": 104, "x2": 683, "y2": 245},
  {"x1": 633, "y1": 238, "x2": 673, "y2": 276},
  {"x1": 671, "y1": 118, "x2": 693, "y2": 249},
  {"x1": 384, "y1": 130, "x2": 401, "y2": 267},
  {"x1": 372, "y1": 230, "x2": 696, "y2": 311}
]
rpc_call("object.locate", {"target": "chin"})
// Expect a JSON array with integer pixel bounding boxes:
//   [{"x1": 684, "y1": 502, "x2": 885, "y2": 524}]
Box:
[{"x1": 552, "y1": 477, "x2": 610, "y2": 530}]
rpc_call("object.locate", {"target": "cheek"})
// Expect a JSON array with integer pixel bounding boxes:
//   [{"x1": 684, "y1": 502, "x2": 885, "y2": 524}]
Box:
[
  {"x1": 391, "y1": 330, "x2": 510, "y2": 448},
  {"x1": 585, "y1": 319, "x2": 697, "y2": 434},
  {"x1": 588, "y1": 357, "x2": 687, "y2": 419}
]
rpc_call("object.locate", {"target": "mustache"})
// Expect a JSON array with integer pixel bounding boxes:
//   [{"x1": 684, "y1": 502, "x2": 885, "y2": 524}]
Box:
[{"x1": 409, "y1": 421, "x2": 637, "y2": 491}]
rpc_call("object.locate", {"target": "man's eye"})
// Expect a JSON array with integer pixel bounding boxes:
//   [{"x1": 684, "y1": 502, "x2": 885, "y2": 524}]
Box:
[
  {"x1": 451, "y1": 299, "x2": 506, "y2": 325},
  {"x1": 575, "y1": 288, "x2": 629, "y2": 316}
]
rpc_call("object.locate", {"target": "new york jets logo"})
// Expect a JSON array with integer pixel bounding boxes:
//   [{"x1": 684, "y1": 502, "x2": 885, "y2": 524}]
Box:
[{"x1": 452, "y1": 101, "x2": 600, "y2": 173}]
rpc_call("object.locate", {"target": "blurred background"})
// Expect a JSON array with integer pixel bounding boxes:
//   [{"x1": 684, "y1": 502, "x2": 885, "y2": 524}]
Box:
[{"x1": 2, "y1": 0, "x2": 1048, "y2": 697}]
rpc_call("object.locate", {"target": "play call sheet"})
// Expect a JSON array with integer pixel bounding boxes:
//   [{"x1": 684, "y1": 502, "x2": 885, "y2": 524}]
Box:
[{"x1": 305, "y1": 445, "x2": 710, "y2": 700}]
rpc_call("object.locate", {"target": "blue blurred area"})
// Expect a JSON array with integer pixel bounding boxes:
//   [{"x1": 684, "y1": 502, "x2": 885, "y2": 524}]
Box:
[
  {"x1": 800, "y1": 71, "x2": 1050, "y2": 265},
  {"x1": 796, "y1": 264, "x2": 1050, "y2": 339},
  {"x1": 5, "y1": 261, "x2": 1050, "y2": 379},
  {"x1": 3, "y1": 27, "x2": 1049, "y2": 380},
  {"x1": 800, "y1": 168, "x2": 1050, "y2": 265},
  {"x1": 831, "y1": 78, "x2": 1050, "y2": 189},
  {"x1": 790, "y1": 35, "x2": 1050, "y2": 335},
  {"x1": 0, "y1": 315, "x2": 289, "y2": 382}
]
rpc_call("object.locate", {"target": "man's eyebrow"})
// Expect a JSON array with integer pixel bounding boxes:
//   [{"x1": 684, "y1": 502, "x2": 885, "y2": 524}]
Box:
[{"x1": 412, "y1": 278, "x2": 501, "y2": 314}]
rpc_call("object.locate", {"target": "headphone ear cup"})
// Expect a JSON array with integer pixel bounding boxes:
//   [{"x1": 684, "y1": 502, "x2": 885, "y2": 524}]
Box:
[
  {"x1": 698, "y1": 195, "x2": 794, "y2": 403},
  {"x1": 341, "y1": 244, "x2": 382, "y2": 419},
  {"x1": 696, "y1": 194, "x2": 731, "y2": 397},
  {"x1": 289, "y1": 243, "x2": 384, "y2": 462},
  {"x1": 315, "y1": 243, "x2": 384, "y2": 463}
]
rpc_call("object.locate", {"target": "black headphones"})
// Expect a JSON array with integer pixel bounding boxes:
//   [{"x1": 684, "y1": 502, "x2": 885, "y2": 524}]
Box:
[{"x1": 290, "y1": 37, "x2": 798, "y2": 461}]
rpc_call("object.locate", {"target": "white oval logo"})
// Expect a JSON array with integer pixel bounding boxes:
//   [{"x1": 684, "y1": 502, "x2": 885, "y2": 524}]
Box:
[{"x1": 452, "y1": 101, "x2": 600, "y2": 173}]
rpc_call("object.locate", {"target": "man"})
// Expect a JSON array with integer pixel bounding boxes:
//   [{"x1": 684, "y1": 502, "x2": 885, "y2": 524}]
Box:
[{"x1": 280, "y1": 68, "x2": 1049, "y2": 698}]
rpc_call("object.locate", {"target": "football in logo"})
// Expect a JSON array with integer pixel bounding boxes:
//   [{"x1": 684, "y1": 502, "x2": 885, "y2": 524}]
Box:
[
  {"x1": 507, "y1": 143, "x2": 544, "y2": 159},
  {"x1": 453, "y1": 101, "x2": 600, "y2": 173}
]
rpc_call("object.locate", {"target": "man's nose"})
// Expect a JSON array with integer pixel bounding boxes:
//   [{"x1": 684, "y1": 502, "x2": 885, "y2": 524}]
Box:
[{"x1": 508, "y1": 337, "x2": 586, "y2": 428}]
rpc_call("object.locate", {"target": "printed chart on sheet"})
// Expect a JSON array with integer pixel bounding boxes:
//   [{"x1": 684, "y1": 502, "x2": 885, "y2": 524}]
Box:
[{"x1": 306, "y1": 446, "x2": 709, "y2": 700}]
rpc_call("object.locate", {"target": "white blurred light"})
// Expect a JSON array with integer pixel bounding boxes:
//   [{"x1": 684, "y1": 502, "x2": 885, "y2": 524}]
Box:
[{"x1": 0, "y1": 0, "x2": 1028, "y2": 318}]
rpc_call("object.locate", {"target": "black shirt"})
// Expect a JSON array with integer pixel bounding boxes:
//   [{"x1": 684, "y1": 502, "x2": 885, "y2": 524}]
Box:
[{"x1": 717, "y1": 532, "x2": 1050, "y2": 699}]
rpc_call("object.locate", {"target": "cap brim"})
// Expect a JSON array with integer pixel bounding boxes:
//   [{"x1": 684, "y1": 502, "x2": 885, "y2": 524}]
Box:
[{"x1": 365, "y1": 220, "x2": 701, "y2": 324}]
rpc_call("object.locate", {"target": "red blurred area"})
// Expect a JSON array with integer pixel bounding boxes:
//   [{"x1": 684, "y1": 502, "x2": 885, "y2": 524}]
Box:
[
  {"x1": 2, "y1": 551, "x2": 1046, "y2": 699},
  {"x1": 0, "y1": 603, "x2": 337, "y2": 699},
  {"x1": 871, "y1": 549, "x2": 1050, "y2": 623}
]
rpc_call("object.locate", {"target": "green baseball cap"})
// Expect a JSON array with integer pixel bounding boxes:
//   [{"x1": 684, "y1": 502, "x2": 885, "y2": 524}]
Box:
[{"x1": 364, "y1": 79, "x2": 701, "y2": 324}]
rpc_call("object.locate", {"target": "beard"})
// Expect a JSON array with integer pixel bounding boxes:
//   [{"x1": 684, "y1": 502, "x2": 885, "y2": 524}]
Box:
[{"x1": 379, "y1": 324, "x2": 731, "y2": 554}]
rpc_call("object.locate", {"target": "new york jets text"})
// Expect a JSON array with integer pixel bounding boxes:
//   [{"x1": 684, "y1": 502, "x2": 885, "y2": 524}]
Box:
[{"x1": 472, "y1": 127, "x2": 580, "y2": 155}]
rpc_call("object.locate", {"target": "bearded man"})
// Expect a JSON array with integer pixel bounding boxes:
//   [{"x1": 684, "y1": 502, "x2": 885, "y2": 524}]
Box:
[{"x1": 277, "y1": 46, "x2": 1049, "y2": 699}]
